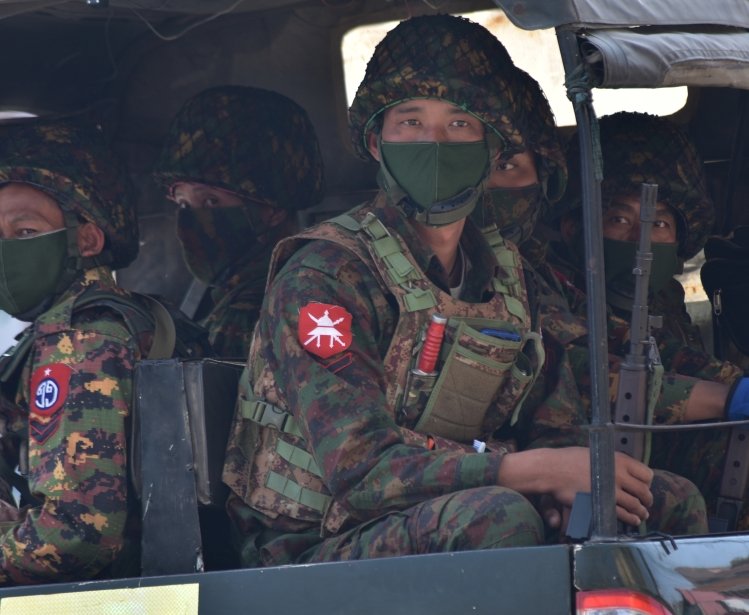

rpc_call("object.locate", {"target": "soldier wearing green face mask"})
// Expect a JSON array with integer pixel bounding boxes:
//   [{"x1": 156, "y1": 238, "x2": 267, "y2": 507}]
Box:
[
  {"x1": 153, "y1": 85, "x2": 326, "y2": 358},
  {"x1": 0, "y1": 116, "x2": 171, "y2": 585},
  {"x1": 544, "y1": 111, "x2": 749, "y2": 528},
  {"x1": 221, "y1": 16, "x2": 707, "y2": 569}
]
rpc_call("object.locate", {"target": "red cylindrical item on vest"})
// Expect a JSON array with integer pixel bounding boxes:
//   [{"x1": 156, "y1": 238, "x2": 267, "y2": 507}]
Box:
[{"x1": 416, "y1": 314, "x2": 447, "y2": 374}]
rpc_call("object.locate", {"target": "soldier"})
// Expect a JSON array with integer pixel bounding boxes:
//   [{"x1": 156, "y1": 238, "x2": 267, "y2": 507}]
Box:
[
  {"x1": 545, "y1": 111, "x2": 749, "y2": 526},
  {"x1": 153, "y1": 85, "x2": 326, "y2": 358},
  {"x1": 471, "y1": 66, "x2": 567, "y2": 269},
  {"x1": 0, "y1": 116, "x2": 174, "y2": 584},
  {"x1": 222, "y1": 15, "x2": 707, "y2": 568}
]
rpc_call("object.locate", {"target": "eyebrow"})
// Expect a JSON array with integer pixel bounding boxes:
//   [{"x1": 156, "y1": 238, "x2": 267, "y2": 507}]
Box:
[{"x1": 389, "y1": 103, "x2": 471, "y2": 115}]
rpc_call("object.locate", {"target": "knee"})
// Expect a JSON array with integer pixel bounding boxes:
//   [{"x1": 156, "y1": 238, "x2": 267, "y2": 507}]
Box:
[{"x1": 440, "y1": 486, "x2": 544, "y2": 549}]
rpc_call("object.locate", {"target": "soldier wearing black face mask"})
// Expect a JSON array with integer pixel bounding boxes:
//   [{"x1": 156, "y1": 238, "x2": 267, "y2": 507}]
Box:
[
  {"x1": 153, "y1": 85, "x2": 326, "y2": 358},
  {"x1": 221, "y1": 16, "x2": 706, "y2": 570},
  {"x1": 545, "y1": 111, "x2": 749, "y2": 529}
]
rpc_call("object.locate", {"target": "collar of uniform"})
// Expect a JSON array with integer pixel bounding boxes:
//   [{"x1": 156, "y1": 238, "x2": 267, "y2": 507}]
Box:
[{"x1": 371, "y1": 191, "x2": 496, "y2": 299}]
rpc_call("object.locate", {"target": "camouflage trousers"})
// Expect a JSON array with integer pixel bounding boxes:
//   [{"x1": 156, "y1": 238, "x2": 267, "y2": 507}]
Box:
[
  {"x1": 253, "y1": 487, "x2": 543, "y2": 566},
  {"x1": 646, "y1": 469, "x2": 708, "y2": 536},
  {"x1": 242, "y1": 475, "x2": 706, "y2": 567}
]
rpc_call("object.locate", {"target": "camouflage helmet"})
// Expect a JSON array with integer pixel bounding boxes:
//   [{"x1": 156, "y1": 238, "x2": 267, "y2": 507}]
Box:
[
  {"x1": 563, "y1": 111, "x2": 714, "y2": 259},
  {"x1": 348, "y1": 14, "x2": 527, "y2": 161},
  {"x1": 512, "y1": 68, "x2": 567, "y2": 204},
  {"x1": 153, "y1": 85, "x2": 325, "y2": 211},
  {"x1": 0, "y1": 116, "x2": 138, "y2": 268},
  {"x1": 474, "y1": 66, "x2": 567, "y2": 246}
]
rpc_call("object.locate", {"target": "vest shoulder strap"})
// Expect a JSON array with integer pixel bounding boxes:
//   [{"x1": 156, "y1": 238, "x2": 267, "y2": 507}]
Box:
[{"x1": 74, "y1": 290, "x2": 177, "y2": 359}]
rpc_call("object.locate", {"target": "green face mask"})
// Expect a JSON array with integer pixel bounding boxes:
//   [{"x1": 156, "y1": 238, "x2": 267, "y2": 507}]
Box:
[
  {"x1": 177, "y1": 205, "x2": 267, "y2": 285},
  {"x1": 379, "y1": 140, "x2": 489, "y2": 225},
  {"x1": 603, "y1": 237, "x2": 680, "y2": 312},
  {"x1": 0, "y1": 228, "x2": 68, "y2": 318}
]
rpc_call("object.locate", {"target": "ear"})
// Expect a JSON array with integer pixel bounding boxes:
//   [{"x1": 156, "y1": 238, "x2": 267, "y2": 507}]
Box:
[
  {"x1": 77, "y1": 222, "x2": 106, "y2": 257},
  {"x1": 367, "y1": 131, "x2": 380, "y2": 162}
]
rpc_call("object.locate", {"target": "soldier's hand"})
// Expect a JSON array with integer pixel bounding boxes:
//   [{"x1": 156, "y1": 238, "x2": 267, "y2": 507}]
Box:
[
  {"x1": 612, "y1": 451, "x2": 653, "y2": 527},
  {"x1": 499, "y1": 447, "x2": 653, "y2": 527}
]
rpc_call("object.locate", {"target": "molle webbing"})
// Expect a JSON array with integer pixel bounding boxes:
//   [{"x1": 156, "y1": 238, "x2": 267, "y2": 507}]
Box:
[
  {"x1": 335, "y1": 211, "x2": 437, "y2": 312},
  {"x1": 236, "y1": 366, "x2": 329, "y2": 513},
  {"x1": 481, "y1": 224, "x2": 527, "y2": 323}
]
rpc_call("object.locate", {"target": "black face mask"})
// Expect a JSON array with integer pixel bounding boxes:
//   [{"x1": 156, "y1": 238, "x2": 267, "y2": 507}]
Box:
[
  {"x1": 176, "y1": 205, "x2": 268, "y2": 285},
  {"x1": 475, "y1": 183, "x2": 544, "y2": 245},
  {"x1": 603, "y1": 237, "x2": 680, "y2": 312}
]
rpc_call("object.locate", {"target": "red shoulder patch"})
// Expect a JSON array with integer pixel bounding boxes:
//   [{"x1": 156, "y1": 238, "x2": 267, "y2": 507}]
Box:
[
  {"x1": 29, "y1": 363, "x2": 72, "y2": 444},
  {"x1": 298, "y1": 303, "x2": 353, "y2": 359}
]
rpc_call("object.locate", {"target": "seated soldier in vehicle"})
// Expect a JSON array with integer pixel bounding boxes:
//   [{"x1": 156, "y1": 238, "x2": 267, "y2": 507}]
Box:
[
  {"x1": 0, "y1": 116, "x2": 192, "y2": 584},
  {"x1": 222, "y1": 15, "x2": 707, "y2": 568},
  {"x1": 152, "y1": 85, "x2": 326, "y2": 358},
  {"x1": 543, "y1": 111, "x2": 749, "y2": 527}
]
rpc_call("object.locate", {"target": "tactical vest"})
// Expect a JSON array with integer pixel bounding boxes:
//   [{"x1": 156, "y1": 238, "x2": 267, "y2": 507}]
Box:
[{"x1": 224, "y1": 204, "x2": 545, "y2": 535}]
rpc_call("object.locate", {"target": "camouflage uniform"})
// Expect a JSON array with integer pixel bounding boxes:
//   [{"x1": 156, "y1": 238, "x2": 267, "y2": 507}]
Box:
[
  {"x1": 222, "y1": 16, "x2": 707, "y2": 568},
  {"x1": 153, "y1": 85, "x2": 325, "y2": 358},
  {"x1": 545, "y1": 112, "x2": 744, "y2": 522},
  {"x1": 0, "y1": 118, "x2": 149, "y2": 585}
]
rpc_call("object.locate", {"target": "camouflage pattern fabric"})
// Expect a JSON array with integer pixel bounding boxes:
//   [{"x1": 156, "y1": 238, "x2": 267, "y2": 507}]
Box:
[
  {"x1": 0, "y1": 117, "x2": 138, "y2": 269},
  {"x1": 203, "y1": 245, "x2": 273, "y2": 359},
  {"x1": 153, "y1": 85, "x2": 325, "y2": 211},
  {"x1": 348, "y1": 14, "x2": 528, "y2": 160},
  {"x1": 548, "y1": 265, "x2": 744, "y2": 526},
  {"x1": 0, "y1": 267, "x2": 148, "y2": 585},
  {"x1": 223, "y1": 190, "x2": 706, "y2": 566},
  {"x1": 471, "y1": 67, "x2": 567, "y2": 250},
  {"x1": 561, "y1": 111, "x2": 714, "y2": 260}
]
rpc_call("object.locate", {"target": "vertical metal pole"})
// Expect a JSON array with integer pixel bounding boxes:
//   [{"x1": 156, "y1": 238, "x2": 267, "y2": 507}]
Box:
[{"x1": 556, "y1": 28, "x2": 618, "y2": 539}]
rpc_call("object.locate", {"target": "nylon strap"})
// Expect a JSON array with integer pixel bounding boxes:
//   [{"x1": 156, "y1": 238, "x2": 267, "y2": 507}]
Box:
[
  {"x1": 643, "y1": 343, "x2": 664, "y2": 466},
  {"x1": 333, "y1": 212, "x2": 437, "y2": 313},
  {"x1": 238, "y1": 386, "x2": 303, "y2": 438},
  {"x1": 73, "y1": 291, "x2": 177, "y2": 360},
  {"x1": 266, "y1": 470, "x2": 331, "y2": 513},
  {"x1": 0, "y1": 328, "x2": 34, "y2": 385},
  {"x1": 140, "y1": 295, "x2": 177, "y2": 360},
  {"x1": 481, "y1": 225, "x2": 528, "y2": 323},
  {"x1": 510, "y1": 331, "x2": 547, "y2": 426},
  {"x1": 275, "y1": 438, "x2": 322, "y2": 477}
]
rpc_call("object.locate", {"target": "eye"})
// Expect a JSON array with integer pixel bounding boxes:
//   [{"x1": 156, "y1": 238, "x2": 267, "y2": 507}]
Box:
[
  {"x1": 451, "y1": 119, "x2": 469, "y2": 128},
  {"x1": 496, "y1": 159, "x2": 517, "y2": 172},
  {"x1": 606, "y1": 214, "x2": 631, "y2": 226},
  {"x1": 401, "y1": 118, "x2": 420, "y2": 127},
  {"x1": 17, "y1": 227, "x2": 40, "y2": 238},
  {"x1": 203, "y1": 197, "x2": 221, "y2": 208},
  {"x1": 654, "y1": 219, "x2": 671, "y2": 229}
]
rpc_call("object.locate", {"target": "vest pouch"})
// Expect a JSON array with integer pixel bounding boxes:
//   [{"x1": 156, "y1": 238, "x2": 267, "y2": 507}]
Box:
[{"x1": 414, "y1": 318, "x2": 526, "y2": 443}]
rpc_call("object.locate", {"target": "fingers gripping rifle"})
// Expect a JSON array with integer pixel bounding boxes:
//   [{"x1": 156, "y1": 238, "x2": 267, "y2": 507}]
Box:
[{"x1": 613, "y1": 184, "x2": 664, "y2": 464}]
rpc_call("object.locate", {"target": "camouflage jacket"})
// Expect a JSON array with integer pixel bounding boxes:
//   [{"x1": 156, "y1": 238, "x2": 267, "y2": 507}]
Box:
[
  {"x1": 202, "y1": 247, "x2": 273, "y2": 359},
  {"x1": 545, "y1": 251, "x2": 743, "y2": 424},
  {"x1": 223, "y1": 194, "x2": 588, "y2": 560},
  {"x1": 0, "y1": 267, "x2": 151, "y2": 585}
]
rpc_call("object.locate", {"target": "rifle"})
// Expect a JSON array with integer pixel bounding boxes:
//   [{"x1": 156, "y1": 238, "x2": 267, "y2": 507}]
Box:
[{"x1": 613, "y1": 183, "x2": 664, "y2": 465}]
